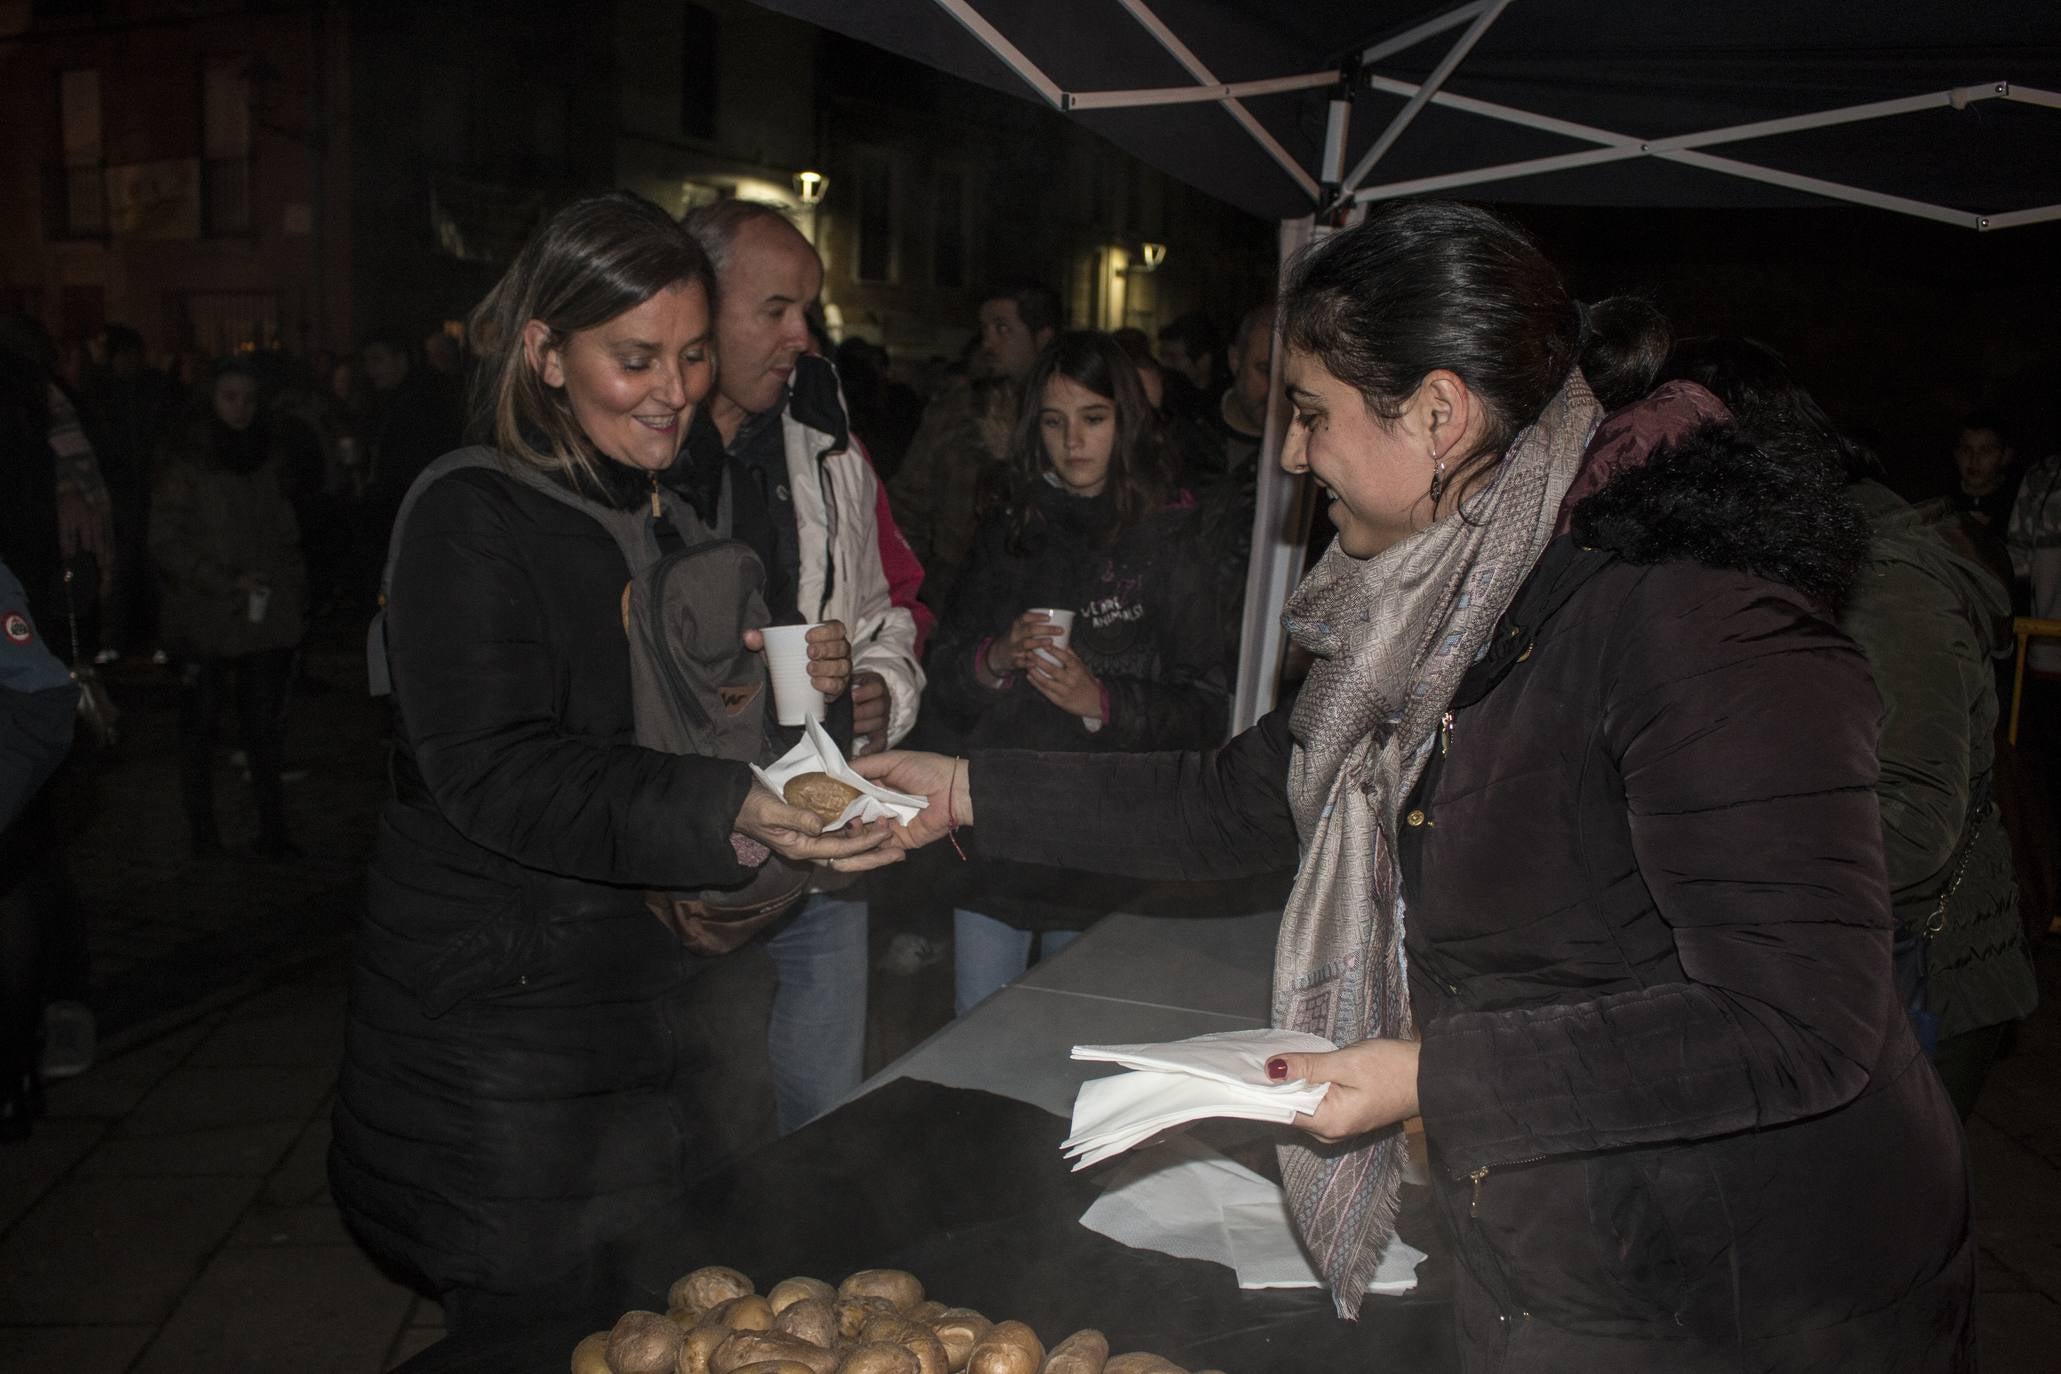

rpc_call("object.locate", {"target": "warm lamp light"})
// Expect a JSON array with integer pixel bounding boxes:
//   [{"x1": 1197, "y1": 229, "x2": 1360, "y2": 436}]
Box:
[
  {"x1": 1138, "y1": 242, "x2": 1168, "y2": 271},
  {"x1": 793, "y1": 170, "x2": 828, "y2": 206}
]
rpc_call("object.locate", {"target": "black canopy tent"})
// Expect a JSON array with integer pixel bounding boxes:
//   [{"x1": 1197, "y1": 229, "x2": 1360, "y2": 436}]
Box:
[{"x1": 754, "y1": 0, "x2": 2061, "y2": 726}]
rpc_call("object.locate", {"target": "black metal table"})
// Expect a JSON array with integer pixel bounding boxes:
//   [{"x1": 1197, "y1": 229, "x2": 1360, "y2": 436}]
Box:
[{"x1": 396, "y1": 1077, "x2": 1456, "y2": 1372}]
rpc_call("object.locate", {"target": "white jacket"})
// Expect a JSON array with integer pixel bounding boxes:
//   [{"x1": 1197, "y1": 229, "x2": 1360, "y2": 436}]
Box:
[{"x1": 779, "y1": 390, "x2": 924, "y2": 747}]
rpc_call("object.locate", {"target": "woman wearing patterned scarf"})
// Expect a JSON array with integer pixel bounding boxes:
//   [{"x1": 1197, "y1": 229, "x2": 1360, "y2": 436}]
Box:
[{"x1": 862, "y1": 200, "x2": 1970, "y2": 1371}]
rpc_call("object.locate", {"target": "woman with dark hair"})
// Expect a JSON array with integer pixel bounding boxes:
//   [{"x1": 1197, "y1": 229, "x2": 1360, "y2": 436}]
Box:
[
  {"x1": 328, "y1": 192, "x2": 893, "y2": 1328},
  {"x1": 150, "y1": 359, "x2": 307, "y2": 858},
  {"x1": 924, "y1": 330, "x2": 1227, "y2": 1013},
  {"x1": 864, "y1": 201, "x2": 1970, "y2": 1369}
]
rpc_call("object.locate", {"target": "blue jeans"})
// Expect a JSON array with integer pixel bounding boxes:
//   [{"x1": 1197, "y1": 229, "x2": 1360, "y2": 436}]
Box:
[
  {"x1": 953, "y1": 909, "x2": 1080, "y2": 1016},
  {"x1": 761, "y1": 890, "x2": 868, "y2": 1133}
]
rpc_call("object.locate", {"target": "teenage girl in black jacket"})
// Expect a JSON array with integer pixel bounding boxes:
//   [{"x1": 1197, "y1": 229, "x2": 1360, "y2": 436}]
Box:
[{"x1": 925, "y1": 331, "x2": 1226, "y2": 1013}]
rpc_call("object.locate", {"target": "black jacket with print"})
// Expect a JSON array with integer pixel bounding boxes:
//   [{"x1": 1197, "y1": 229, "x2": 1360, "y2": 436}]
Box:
[{"x1": 926, "y1": 480, "x2": 1227, "y2": 929}]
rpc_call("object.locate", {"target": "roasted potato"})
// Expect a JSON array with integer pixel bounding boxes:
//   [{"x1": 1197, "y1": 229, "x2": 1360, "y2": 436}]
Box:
[
  {"x1": 607, "y1": 1310, "x2": 685, "y2": 1374},
  {"x1": 571, "y1": 1330, "x2": 611, "y2": 1374},
  {"x1": 836, "y1": 1296, "x2": 897, "y2": 1342},
  {"x1": 774, "y1": 1296, "x2": 839, "y2": 1350},
  {"x1": 677, "y1": 1325, "x2": 734, "y2": 1374},
  {"x1": 1038, "y1": 1331, "x2": 1109, "y2": 1374},
  {"x1": 838, "y1": 1268, "x2": 924, "y2": 1311},
  {"x1": 768, "y1": 1277, "x2": 838, "y2": 1314},
  {"x1": 927, "y1": 1308, "x2": 992, "y2": 1372},
  {"x1": 712, "y1": 1330, "x2": 839, "y2": 1374},
  {"x1": 837, "y1": 1344, "x2": 921, "y2": 1374},
  {"x1": 858, "y1": 1314, "x2": 948, "y2": 1374},
  {"x1": 785, "y1": 772, "x2": 862, "y2": 821},
  {"x1": 712, "y1": 1295, "x2": 777, "y2": 1332},
  {"x1": 672, "y1": 1267, "x2": 756, "y2": 1315},
  {"x1": 1100, "y1": 1357, "x2": 1185, "y2": 1374}
]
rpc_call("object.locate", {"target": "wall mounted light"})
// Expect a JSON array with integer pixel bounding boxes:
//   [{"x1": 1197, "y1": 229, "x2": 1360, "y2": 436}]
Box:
[
  {"x1": 1138, "y1": 241, "x2": 1167, "y2": 271},
  {"x1": 793, "y1": 170, "x2": 828, "y2": 206}
]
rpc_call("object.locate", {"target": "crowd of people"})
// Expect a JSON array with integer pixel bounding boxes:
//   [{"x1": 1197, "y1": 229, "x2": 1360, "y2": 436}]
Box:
[{"x1": 2, "y1": 186, "x2": 2057, "y2": 1368}]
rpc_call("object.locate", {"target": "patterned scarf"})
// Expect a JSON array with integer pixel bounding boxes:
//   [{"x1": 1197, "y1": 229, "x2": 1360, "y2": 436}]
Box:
[{"x1": 1274, "y1": 372, "x2": 1600, "y2": 1314}]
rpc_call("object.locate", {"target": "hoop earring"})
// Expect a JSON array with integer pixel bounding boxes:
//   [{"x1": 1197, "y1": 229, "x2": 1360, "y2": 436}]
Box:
[{"x1": 1428, "y1": 456, "x2": 1448, "y2": 504}]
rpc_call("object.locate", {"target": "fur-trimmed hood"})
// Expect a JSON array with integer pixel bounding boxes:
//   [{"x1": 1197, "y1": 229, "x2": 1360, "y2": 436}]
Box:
[{"x1": 1567, "y1": 385, "x2": 1869, "y2": 609}]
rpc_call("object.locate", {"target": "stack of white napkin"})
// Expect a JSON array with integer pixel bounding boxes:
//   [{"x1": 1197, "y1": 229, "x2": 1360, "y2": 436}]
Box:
[
  {"x1": 1080, "y1": 1135, "x2": 1428, "y2": 1294},
  {"x1": 1061, "y1": 1028, "x2": 1337, "y2": 1170},
  {"x1": 750, "y1": 715, "x2": 927, "y2": 831}
]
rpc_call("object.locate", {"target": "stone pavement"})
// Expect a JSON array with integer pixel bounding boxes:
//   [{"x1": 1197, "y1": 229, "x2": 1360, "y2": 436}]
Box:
[{"x1": 1, "y1": 627, "x2": 2058, "y2": 1370}]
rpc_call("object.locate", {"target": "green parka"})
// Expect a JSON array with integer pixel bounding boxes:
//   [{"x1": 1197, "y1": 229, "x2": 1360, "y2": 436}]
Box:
[{"x1": 1844, "y1": 479, "x2": 2036, "y2": 1040}]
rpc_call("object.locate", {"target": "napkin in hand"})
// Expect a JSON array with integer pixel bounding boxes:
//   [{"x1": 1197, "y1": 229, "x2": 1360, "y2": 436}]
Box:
[
  {"x1": 1061, "y1": 1029, "x2": 1336, "y2": 1171},
  {"x1": 751, "y1": 715, "x2": 927, "y2": 831}
]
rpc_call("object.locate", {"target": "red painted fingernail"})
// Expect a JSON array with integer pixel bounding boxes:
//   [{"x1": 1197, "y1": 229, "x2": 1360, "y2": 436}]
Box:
[{"x1": 1265, "y1": 1057, "x2": 1288, "y2": 1081}]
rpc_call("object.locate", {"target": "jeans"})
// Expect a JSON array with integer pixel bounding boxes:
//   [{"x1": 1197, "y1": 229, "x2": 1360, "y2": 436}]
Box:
[
  {"x1": 761, "y1": 889, "x2": 868, "y2": 1134},
  {"x1": 953, "y1": 908, "x2": 1080, "y2": 1016}
]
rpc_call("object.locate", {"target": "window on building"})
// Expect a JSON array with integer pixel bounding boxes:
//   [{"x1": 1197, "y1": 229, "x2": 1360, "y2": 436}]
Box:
[
  {"x1": 202, "y1": 59, "x2": 252, "y2": 235},
  {"x1": 57, "y1": 68, "x2": 104, "y2": 237},
  {"x1": 681, "y1": 4, "x2": 719, "y2": 141},
  {"x1": 169, "y1": 289, "x2": 280, "y2": 356},
  {"x1": 856, "y1": 153, "x2": 895, "y2": 284},
  {"x1": 932, "y1": 167, "x2": 966, "y2": 289}
]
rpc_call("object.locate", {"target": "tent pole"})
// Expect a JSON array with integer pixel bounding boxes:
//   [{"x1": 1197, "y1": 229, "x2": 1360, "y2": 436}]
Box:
[
  {"x1": 1360, "y1": 1, "x2": 1490, "y2": 66},
  {"x1": 1230, "y1": 217, "x2": 1318, "y2": 735},
  {"x1": 1338, "y1": 0, "x2": 1513, "y2": 202},
  {"x1": 1111, "y1": 0, "x2": 1320, "y2": 199},
  {"x1": 1065, "y1": 71, "x2": 1335, "y2": 111},
  {"x1": 928, "y1": 0, "x2": 1065, "y2": 109},
  {"x1": 1351, "y1": 73, "x2": 2035, "y2": 231}
]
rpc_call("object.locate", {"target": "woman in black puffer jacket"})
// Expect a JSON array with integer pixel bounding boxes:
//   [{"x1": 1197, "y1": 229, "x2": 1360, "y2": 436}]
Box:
[
  {"x1": 925, "y1": 331, "x2": 1226, "y2": 1013},
  {"x1": 865, "y1": 203, "x2": 1971, "y2": 1371},
  {"x1": 327, "y1": 194, "x2": 892, "y2": 1332}
]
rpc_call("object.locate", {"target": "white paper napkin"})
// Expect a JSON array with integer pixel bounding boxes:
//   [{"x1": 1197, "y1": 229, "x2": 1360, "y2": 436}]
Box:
[
  {"x1": 1079, "y1": 1135, "x2": 1426, "y2": 1293},
  {"x1": 750, "y1": 715, "x2": 927, "y2": 831},
  {"x1": 1060, "y1": 1029, "x2": 1337, "y2": 1171}
]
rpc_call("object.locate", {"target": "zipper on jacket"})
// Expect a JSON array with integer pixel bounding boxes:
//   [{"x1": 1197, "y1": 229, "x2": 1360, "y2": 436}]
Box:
[
  {"x1": 648, "y1": 472, "x2": 662, "y2": 519},
  {"x1": 1458, "y1": 1153, "x2": 1547, "y2": 1216},
  {"x1": 1439, "y1": 710, "x2": 1454, "y2": 757}
]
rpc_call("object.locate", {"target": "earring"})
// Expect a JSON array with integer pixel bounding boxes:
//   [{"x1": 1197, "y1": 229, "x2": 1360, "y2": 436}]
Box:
[{"x1": 1428, "y1": 453, "x2": 1447, "y2": 504}]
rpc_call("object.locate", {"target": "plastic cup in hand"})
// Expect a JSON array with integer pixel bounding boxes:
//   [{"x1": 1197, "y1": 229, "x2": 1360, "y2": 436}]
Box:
[
  {"x1": 1031, "y1": 608, "x2": 1075, "y2": 666},
  {"x1": 761, "y1": 623, "x2": 827, "y2": 725}
]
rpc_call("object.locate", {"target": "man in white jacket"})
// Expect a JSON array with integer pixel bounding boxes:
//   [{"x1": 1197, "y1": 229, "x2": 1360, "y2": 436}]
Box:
[{"x1": 682, "y1": 201, "x2": 925, "y2": 1133}]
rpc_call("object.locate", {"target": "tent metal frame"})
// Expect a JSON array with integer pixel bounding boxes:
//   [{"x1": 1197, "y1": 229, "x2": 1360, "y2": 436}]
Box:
[{"x1": 926, "y1": 0, "x2": 2061, "y2": 727}]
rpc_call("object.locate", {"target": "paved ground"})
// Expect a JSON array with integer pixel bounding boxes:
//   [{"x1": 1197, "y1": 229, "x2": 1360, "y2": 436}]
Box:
[{"x1": 1, "y1": 626, "x2": 2056, "y2": 1371}]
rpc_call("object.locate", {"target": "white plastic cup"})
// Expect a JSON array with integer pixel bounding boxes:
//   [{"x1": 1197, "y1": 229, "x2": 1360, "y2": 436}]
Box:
[
  {"x1": 1030, "y1": 608, "x2": 1075, "y2": 666},
  {"x1": 761, "y1": 623, "x2": 827, "y2": 726}
]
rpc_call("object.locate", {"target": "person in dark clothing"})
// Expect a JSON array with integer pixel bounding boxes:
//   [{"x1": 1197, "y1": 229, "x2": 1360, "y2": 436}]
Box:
[
  {"x1": 0, "y1": 555, "x2": 78, "y2": 1142},
  {"x1": 327, "y1": 193, "x2": 895, "y2": 1332},
  {"x1": 149, "y1": 360, "x2": 309, "y2": 858},
  {"x1": 862, "y1": 202, "x2": 1971, "y2": 1371},
  {"x1": 357, "y1": 332, "x2": 465, "y2": 547},
  {"x1": 1667, "y1": 338, "x2": 2037, "y2": 1118},
  {"x1": 926, "y1": 331, "x2": 1226, "y2": 1013},
  {"x1": 77, "y1": 324, "x2": 177, "y2": 658}
]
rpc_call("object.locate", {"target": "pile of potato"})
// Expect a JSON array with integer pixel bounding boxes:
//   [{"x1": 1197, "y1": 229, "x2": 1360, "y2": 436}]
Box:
[{"x1": 569, "y1": 1265, "x2": 1222, "y2": 1374}]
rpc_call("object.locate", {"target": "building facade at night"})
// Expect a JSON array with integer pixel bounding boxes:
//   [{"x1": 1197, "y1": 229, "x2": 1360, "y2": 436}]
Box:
[{"x1": 1, "y1": 0, "x2": 1267, "y2": 371}]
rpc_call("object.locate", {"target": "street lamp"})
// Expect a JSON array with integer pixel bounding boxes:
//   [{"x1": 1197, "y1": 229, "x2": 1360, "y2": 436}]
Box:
[{"x1": 793, "y1": 170, "x2": 828, "y2": 206}]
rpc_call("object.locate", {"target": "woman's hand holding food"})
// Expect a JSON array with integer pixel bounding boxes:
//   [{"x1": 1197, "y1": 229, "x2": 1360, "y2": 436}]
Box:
[
  {"x1": 851, "y1": 750, "x2": 971, "y2": 851},
  {"x1": 982, "y1": 610, "x2": 1065, "y2": 679},
  {"x1": 733, "y1": 783, "x2": 902, "y2": 871},
  {"x1": 1268, "y1": 1038, "x2": 1421, "y2": 1145},
  {"x1": 1027, "y1": 643, "x2": 1103, "y2": 719},
  {"x1": 743, "y1": 621, "x2": 853, "y2": 698}
]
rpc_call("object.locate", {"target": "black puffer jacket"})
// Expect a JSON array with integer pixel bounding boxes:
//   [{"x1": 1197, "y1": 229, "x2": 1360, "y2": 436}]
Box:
[
  {"x1": 928, "y1": 482, "x2": 1226, "y2": 930},
  {"x1": 330, "y1": 456, "x2": 760, "y2": 1297},
  {"x1": 972, "y1": 404, "x2": 1971, "y2": 1370}
]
